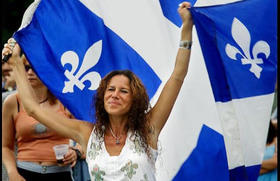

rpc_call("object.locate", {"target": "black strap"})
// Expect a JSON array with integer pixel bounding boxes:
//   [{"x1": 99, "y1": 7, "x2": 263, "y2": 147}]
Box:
[
  {"x1": 16, "y1": 96, "x2": 20, "y2": 112},
  {"x1": 71, "y1": 147, "x2": 82, "y2": 160}
]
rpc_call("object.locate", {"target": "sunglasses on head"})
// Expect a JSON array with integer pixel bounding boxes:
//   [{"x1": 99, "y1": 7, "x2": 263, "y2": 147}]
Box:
[{"x1": 24, "y1": 65, "x2": 33, "y2": 72}]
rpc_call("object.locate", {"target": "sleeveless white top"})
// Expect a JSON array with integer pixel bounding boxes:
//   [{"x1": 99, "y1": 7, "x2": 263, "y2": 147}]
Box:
[{"x1": 86, "y1": 129, "x2": 158, "y2": 181}]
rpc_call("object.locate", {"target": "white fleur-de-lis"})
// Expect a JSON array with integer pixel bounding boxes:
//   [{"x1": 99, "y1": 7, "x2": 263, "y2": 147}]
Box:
[
  {"x1": 225, "y1": 18, "x2": 270, "y2": 79},
  {"x1": 61, "y1": 40, "x2": 102, "y2": 93}
]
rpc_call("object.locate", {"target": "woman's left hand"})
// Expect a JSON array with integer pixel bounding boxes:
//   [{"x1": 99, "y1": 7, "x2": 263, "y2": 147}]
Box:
[
  {"x1": 178, "y1": 2, "x2": 193, "y2": 30},
  {"x1": 62, "y1": 148, "x2": 77, "y2": 167}
]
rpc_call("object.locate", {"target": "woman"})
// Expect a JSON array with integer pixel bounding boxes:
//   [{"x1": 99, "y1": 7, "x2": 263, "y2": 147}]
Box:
[
  {"x1": 257, "y1": 120, "x2": 278, "y2": 181},
  {"x1": 2, "y1": 57, "x2": 80, "y2": 180},
  {"x1": 3, "y1": 2, "x2": 193, "y2": 180}
]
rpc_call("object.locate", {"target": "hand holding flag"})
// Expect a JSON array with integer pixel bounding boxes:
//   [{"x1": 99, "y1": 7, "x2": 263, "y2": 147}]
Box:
[{"x1": 178, "y1": 2, "x2": 193, "y2": 26}]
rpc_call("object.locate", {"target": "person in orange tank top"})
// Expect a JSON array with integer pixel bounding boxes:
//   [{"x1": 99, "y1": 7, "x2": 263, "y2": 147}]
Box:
[{"x1": 2, "y1": 55, "x2": 80, "y2": 181}]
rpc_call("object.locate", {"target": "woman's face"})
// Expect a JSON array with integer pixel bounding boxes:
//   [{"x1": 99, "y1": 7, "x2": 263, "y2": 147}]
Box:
[
  {"x1": 104, "y1": 75, "x2": 133, "y2": 117},
  {"x1": 24, "y1": 58, "x2": 44, "y2": 87}
]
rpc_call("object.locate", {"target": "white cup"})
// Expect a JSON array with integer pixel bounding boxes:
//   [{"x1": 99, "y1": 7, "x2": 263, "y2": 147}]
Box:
[{"x1": 53, "y1": 144, "x2": 69, "y2": 164}]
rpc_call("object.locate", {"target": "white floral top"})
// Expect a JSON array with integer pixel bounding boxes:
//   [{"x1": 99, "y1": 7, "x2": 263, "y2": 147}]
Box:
[{"x1": 86, "y1": 129, "x2": 158, "y2": 181}]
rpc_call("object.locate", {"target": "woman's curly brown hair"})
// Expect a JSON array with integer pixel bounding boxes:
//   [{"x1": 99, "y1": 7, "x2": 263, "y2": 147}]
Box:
[{"x1": 93, "y1": 70, "x2": 151, "y2": 155}]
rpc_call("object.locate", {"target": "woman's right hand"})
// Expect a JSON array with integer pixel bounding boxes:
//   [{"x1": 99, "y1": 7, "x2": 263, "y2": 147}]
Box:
[
  {"x1": 8, "y1": 171, "x2": 26, "y2": 181},
  {"x1": 2, "y1": 38, "x2": 22, "y2": 66}
]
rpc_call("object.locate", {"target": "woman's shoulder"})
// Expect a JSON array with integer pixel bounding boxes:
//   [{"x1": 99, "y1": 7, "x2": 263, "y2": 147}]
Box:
[
  {"x1": 2, "y1": 90, "x2": 17, "y2": 103},
  {"x1": 2, "y1": 91, "x2": 18, "y2": 119},
  {"x1": 81, "y1": 121, "x2": 95, "y2": 132},
  {"x1": 2, "y1": 91, "x2": 18, "y2": 108}
]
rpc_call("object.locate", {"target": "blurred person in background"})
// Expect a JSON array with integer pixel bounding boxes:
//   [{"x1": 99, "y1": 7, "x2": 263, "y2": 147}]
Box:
[
  {"x1": 2, "y1": 46, "x2": 80, "y2": 181},
  {"x1": 2, "y1": 61, "x2": 16, "y2": 92},
  {"x1": 257, "y1": 119, "x2": 278, "y2": 181},
  {"x1": 2, "y1": 62, "x2": 17, "y2": 103},
  {"x1": 2, "y1": 61, "x2": 17, "y2": 102}
]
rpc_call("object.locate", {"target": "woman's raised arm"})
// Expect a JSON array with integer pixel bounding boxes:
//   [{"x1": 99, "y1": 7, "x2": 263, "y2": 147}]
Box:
[
  {"x1": 148, "y1": 2, "x2": 194, "y2": 142},
  {"x1": 3, "y1": 39, "x2": 93, "y2": 152}
]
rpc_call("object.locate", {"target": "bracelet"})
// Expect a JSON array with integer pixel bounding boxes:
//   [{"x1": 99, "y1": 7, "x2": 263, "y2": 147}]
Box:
[
  {"x1": 179, "y1": 40, "x2": 192, "y2": 49},
  {"x1": 71, "y1": 147, "x2": 82, "y2": 160}
]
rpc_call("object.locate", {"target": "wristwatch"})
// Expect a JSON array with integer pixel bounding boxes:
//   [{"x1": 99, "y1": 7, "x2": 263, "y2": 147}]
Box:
[
  {"x1": 71, "y1": 147, "x2": 82, "y2": 160},
  {"x1": 179, "y1": 40, "x2": 192, "y2": 49}
]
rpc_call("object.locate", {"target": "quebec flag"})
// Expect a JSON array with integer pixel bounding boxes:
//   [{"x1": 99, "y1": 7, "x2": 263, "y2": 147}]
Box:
[{"x1": 13, "y1": 0, "x2": 277, "y2": 181}]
